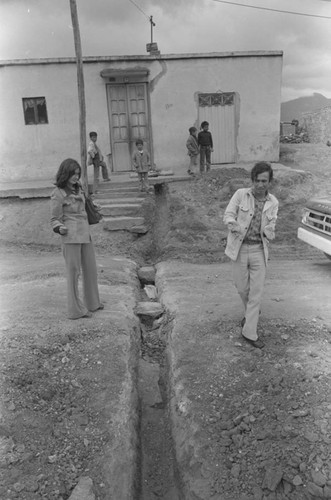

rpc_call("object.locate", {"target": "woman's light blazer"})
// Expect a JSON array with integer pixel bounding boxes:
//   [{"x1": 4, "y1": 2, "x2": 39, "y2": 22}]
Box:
[{"x1": 50, "y1": 187, "x2": 90, "y2": 244}]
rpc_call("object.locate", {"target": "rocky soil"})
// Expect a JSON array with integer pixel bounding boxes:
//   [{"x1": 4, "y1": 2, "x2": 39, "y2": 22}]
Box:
[{"x1": 182, "y1": 315, "x2": 331, "y2": 500}]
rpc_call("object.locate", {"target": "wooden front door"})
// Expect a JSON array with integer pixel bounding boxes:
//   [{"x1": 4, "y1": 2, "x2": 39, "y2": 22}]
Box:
[
  {"x1": 107, "y1": 83, "x2": 150, "y2": 172},
  {"x1": 198, "y1": 92, "x2": 237, "y2": 164}
]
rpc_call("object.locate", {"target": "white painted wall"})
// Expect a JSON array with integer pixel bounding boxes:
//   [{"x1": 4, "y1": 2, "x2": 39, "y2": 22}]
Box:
[
  {"x1": 0, "y1": 52, "x2": 282, "y2": 182},
  {"x1": 147, "y1": 55, "x2": 282, "y2": 169}
]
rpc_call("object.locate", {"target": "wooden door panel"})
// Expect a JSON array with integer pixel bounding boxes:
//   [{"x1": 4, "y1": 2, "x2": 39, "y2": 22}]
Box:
[
  {"x1": 199, "y1": 93, "x2": 236, "y2": 164},
  {"x1": 108, "y1": 85, "x2": 130, "y2": 172},
  {"x1": 113, "y1": 142, "x2": 131, "y2": 171},
  {"x1": 128, "y1": 84, "x2": 149, "y2": 145}
]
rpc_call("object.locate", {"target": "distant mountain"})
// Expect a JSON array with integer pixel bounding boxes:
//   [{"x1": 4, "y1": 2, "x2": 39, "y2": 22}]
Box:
[{"x1": 281, "y1": 93, "x2": 331, "y2": 122}]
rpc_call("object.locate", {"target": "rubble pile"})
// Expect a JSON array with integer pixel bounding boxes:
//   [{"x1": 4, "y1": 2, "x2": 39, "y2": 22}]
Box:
[{"x1": 280, "y1": 132, "x2": 309, "y2": 144}]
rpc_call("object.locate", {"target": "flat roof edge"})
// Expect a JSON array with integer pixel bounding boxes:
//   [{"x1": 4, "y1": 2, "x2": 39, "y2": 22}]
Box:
[{"x1": 0, "y1": 51, "x2": 283, "y2": 67}]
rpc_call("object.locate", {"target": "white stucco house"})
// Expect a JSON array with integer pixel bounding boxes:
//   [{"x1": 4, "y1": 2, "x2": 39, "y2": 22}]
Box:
[{"x1": 0, "y1": 51, "x2": 283, "y2": 182}]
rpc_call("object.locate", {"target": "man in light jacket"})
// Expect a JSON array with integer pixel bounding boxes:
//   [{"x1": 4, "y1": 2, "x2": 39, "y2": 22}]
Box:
[{"x1": 223, "y1": 162, "x2": 278, "y2": 348}]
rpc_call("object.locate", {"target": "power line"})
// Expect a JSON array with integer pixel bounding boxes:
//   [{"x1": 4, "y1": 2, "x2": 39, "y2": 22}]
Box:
[
  {"x1": 212, "y1": 0, "x2": 331, "y2": 19},
  {"x1": 127, "y1": 0, "x2": 150, "y2": 20}
]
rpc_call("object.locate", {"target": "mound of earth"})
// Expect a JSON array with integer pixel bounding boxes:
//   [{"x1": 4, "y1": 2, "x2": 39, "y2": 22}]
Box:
[{"x1": 158, "y1": 164, "x2": 315, "y2": 263}]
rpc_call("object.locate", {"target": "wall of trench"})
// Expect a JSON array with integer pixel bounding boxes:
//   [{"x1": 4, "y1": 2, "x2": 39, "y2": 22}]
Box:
[{"x1": 133, "y1": 183, "x2": 183, "y2": 499}]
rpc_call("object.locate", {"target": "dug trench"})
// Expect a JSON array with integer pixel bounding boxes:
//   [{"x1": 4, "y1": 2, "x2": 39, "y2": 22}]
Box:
[
  {"x1": 1, "y1": 152, "x2": 331, "y2": 499},
  {"x1": 135, "y1": 183, "x2": 183, "y2": 499}
]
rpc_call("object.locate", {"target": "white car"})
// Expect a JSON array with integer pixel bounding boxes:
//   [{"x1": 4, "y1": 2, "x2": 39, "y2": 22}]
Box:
[{"x1": 297, "y1": 198, "x2": 331, "y2": 259}]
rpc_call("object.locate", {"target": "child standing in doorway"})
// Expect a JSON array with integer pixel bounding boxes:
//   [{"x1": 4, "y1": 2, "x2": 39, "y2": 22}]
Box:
[
  {"x1": 198, "y1": 121, "x2": 213, "y2": 173},
  {"x1": 132, "y1": 139, "x2": 151, "y2": 192},
  {"x1": 186, "y1": 126, "x2": 199, "y2": 175},
  {"x1": 87, "y1": 131, "x2": 110, "y2": 194}
]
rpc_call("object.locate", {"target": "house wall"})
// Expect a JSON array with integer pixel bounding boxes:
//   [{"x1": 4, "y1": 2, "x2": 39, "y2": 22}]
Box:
[
  {"x1": 0, "y1": 52, "x2": 282, "y2": 182},
  {"x1": 299, "y1": 106, "x2": 331, "y2": 144},
  {"x1": 0, "y1": 63, "x2": 81, "y2": 181},
  {"x1": 146, "y1": 55, "x2": 282, "y2": 169}
]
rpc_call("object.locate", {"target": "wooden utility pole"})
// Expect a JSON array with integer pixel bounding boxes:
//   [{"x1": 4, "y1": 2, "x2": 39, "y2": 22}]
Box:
[{"x1": 69, "y1": 0, "x2": 87, "y2": 191}]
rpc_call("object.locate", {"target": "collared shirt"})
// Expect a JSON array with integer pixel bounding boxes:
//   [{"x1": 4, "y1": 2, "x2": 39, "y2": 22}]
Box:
[
  {"x1": 87, "y1": 141, "x2": 103, "y2": 160},
  {"x1": 244, "y1": 195, "x2": 268, "y2": 243}
]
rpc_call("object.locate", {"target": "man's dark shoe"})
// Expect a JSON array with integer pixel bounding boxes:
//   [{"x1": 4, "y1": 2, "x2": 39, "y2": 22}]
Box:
[{"x1": 241, "y1": 335, "x2": 264, "y2": 349}]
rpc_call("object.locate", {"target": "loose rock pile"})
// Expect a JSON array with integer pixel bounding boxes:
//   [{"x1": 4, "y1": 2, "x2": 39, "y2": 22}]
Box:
[
  {"x1": 186, "y1": 316, "x2": 331, "y2": 499},
  {"x1": 280, "y1": 132, "x2": 309, "y2": 143}
]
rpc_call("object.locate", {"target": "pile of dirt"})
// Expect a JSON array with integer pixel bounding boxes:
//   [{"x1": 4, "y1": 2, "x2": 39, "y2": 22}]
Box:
[{"x1": 157, "y1": 162, "x2": 316, "y2": 263}]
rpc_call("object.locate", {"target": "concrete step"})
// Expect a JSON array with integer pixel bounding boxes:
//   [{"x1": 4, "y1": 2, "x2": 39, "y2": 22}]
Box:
[
  {"x1": 98, "y1": 184, "x2": 140, "y2": 192},
  {"x1": 96, "y1": 189, "x2": 146, "y2": 198},
  {"x1": 96, "y1": 190, "x2": 146, "y2": 200},
  {"x1": 101, "y1": 203, "x2": 142, "y2": 217},
  {"x1": 98, "y1": 197, "x2": 144, "y2": 205},
  {"x1": 102, "y1": 216, "x2": 145, "y2": 231},
  {"x1": 130, "y1": 170, "x2": 174, "y2": 178}
]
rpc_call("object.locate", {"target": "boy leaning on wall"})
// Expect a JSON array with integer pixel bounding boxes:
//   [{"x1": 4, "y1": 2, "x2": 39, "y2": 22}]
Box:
[
  {"x1": 87, "y1": 131, "x2": 110, "y2": 194},
  {"x1": 186, "y1": 126, "x2": 199, "y2": 175}
]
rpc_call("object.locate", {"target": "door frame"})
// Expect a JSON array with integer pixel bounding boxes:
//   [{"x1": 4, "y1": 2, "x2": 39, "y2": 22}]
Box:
[
  {"x1": 198, "y1": 91, "x2": 238, "y2": 164},
  {"x1": 102, "y1": 69, "x2": 153, "y2": 173}
]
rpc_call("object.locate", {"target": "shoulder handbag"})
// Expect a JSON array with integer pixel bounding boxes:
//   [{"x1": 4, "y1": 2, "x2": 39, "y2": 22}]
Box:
[{"x1": 85, "y1": 195, "x2": 103, "y2": 225}]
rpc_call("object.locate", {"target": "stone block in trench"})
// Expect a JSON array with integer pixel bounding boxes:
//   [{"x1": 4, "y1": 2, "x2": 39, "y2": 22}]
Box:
[
  {"x1": 129, "y1": 225, "x2": 149, "y2": 234},
  {"x1": 138, "y1": 266, "x2": 156, "y2": 284},
  {"x1": 135, "y1": 302, "x2": 164, "y2": 318}
]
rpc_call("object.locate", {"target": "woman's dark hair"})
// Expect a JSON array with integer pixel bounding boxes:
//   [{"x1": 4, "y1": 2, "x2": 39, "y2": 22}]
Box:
[
  {"x1": 200, "y1": 121, "x2": 209, "y2": 128},
  {"x1": 55, "y1": 158, "x2": 81, "y2": 189},
  {"x1": 251, "y1": 161, "x2": 273, "y2": 182}
]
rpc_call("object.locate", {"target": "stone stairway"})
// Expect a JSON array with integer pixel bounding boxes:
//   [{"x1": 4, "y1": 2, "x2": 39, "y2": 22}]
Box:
[{"x1": 94, "y1": 180, "x2": 150, "y2": 233}]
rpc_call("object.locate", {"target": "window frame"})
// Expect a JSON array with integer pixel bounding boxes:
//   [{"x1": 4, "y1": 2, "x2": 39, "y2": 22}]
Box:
[
  {"x1": 22, "y1": 97, "x2": 48, "y2": 125},
  {"x1": 198, "y1": 92, "x2": 235, "y2": 107}
]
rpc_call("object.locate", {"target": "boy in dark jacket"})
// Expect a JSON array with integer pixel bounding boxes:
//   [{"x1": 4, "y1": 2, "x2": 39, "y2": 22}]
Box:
[{"x1": 198, "y1": 121, "x2": 213, "y2": 173}]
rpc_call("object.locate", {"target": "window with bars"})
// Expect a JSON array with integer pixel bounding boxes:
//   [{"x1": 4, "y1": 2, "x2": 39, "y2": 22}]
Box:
[
  {"x1": 198, "y1": 92, "x2": 234, "y2": 107},
  {"x1": 22, "y1": 97, "x2": 48, "y2": 125}
]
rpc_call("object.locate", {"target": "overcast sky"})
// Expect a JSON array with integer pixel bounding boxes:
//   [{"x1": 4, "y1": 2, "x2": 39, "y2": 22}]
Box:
[{"x1": 1, "y1": 0, "x2": 330, "y2": 102}]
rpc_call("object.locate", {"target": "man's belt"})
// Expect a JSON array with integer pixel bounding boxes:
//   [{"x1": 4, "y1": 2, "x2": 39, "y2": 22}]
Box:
[{"x1": 243, "y1": 239, "x2": 262, "y2": 245}]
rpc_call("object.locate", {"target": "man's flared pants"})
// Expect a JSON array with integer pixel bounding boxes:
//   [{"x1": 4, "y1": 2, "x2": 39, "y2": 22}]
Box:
[{"x1": 232, "y1": 243, "x2": 266, "y2": 341}]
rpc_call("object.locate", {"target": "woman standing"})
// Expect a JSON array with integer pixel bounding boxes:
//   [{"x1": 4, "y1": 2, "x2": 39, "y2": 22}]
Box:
[{"x1": 50, "y1": 158, "x2": 104, "y2": 319}]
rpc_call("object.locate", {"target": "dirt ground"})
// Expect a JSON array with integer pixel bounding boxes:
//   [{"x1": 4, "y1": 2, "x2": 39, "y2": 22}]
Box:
[
  {"x1": 154, "y1": 252, "x2": 331, "y2": 499},
  {"x1": 0, "y1": 143, "x2": 331, "y2": 499}
]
